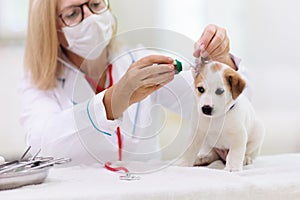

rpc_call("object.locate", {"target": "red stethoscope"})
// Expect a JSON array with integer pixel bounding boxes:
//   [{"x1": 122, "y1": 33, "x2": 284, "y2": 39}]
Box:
[
  {"x1": 85, "y1": 64, "x2": 123, "y2": 160},
  {"x1": 85, "y1": 64, "x2": 140, "y2": 180}
]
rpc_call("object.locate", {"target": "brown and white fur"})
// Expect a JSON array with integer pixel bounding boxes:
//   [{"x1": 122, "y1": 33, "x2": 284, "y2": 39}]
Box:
[{"x1": 178, "y1": 61, "x2": 264, "y2": 172}]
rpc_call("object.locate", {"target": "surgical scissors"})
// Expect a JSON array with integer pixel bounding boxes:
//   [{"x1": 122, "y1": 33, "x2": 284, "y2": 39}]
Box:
[
  {"x1": 0, "y1": 146, "x2": 32, "y2": 170},
  {"x1": 0, "y1": 147, "x2": 71, "y2": 175}
]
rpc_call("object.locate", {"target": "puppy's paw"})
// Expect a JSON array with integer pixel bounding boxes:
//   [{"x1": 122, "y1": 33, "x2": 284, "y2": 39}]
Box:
[
  {"x1": 194, "y1": 156, "x2": 212, "y2": 166},
  {"x1": 243, "y1": 156, "x2": 253, "y2": 166},
  {"x1": 224, "y1": 164, "x2": 242, "y2": 172}
]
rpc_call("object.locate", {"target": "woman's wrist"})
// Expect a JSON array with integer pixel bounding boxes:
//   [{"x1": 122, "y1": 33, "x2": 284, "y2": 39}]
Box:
[
  {"x1": 103, "y1": 87, "x2": 115, "y2": 120},
  {"x1": 103, "y1": 85, "x2": 131, "y2": 120},
  {"x1": 217, "y1": 54, "x2": 237, "y2": 70}
]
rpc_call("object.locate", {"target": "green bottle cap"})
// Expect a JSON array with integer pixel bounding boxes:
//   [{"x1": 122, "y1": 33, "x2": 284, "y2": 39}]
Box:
[{"x1": 175, "y1": 59, "x2": 182, "y2": 74}]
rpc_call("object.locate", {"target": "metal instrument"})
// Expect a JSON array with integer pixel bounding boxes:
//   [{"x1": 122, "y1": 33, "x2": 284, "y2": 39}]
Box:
[{"x1": 0, "y1": 147, "x2": 71, "y2": 190}]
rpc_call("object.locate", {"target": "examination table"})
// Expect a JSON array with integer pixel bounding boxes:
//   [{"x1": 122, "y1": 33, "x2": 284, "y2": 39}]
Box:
[{"x1": 0, "y1": 153, "x2": 299, "y2": 200}]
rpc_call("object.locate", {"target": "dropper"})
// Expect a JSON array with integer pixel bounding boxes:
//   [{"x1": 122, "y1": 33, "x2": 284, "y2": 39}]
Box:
[{"x1": 173, "y1": 57, "x2": 210, "y2": 74}]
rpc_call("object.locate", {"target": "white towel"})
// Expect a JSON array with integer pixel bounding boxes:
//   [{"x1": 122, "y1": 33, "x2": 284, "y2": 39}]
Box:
[{"x1": 0, "y1": 154, "x2": 299, "y2": 200}]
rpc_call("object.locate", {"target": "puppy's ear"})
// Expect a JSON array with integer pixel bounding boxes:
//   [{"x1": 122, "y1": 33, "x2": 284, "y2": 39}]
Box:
[
  {"x1": 193, "y1": 59, "x2": 207, "y2": 79},
  {"x1": 224, "y1": 69, "x2": 246, "y2": 100}
]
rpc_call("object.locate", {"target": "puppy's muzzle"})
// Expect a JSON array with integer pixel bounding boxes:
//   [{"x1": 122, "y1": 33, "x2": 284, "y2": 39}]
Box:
[{"x1": 202, "y1": 105, "x2": 213, "y2": 116}]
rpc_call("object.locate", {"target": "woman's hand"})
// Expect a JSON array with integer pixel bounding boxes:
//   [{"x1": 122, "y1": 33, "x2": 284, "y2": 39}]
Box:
[
  {"x1": 104, "y1": 55, "x2": 175, "y2": 120},
  {"x1": 194, "y1": 24, "x2": 236, "y2": 70}
]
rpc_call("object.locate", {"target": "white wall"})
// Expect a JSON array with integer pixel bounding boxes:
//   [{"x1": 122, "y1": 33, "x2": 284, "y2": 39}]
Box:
[
  {"x1": 0, "y1": 0, "x2": 28, "y2": 41},
  {"x1": 241, "y1": 0, "x2": 300, "y2": 154},
  {"x1": 0, "y1": 1, "x2": 29, "y2": 160},
  {"x1": 0, "y1": 46, "x2": 27, "y2": 160}
]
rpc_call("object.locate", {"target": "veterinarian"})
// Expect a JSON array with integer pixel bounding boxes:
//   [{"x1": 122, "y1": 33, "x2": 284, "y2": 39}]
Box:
[{"x1": 20, "y1": 0, "x2": 248, "y2": 164}]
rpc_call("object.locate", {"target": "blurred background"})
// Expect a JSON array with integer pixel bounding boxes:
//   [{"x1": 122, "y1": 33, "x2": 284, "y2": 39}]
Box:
[{"x1": 0, "y1": 0, "x2": 299, "y2": 160}]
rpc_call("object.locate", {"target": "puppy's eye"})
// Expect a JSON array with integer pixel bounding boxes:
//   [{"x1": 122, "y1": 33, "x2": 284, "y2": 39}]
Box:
[
  {"x1": 198, "y1": 87, "x2": 205, "y2": 94},
  {"x1": 215, "y1": 88, "x2": 225, "y2": 95}
]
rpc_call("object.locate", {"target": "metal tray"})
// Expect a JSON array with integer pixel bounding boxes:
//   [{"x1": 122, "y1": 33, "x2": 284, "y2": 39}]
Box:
[
  {"x1": 0, "y1": 147, "x2": 71, "y2": 190},
  {"x1": 0, "y1": 166, "x2": 50, "y2": 190}
]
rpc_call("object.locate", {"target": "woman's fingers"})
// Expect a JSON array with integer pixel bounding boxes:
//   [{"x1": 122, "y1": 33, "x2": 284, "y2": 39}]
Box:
[
  {"x1": 205, "y1": 27, "x2": 227, "y2": 58},
  {"x1": 141, "y1": 70, "x2": 175, "y2": 87},
  {"x1": 210, "y1": 36, "x2": 230, "y2": 60},
  {"x1": 133, "y1": 55, "x2": 174, "y2": 69},
  {"x1": 194, "y1": 24, "x2": 229, "y2": 60},
  {"x1": 139, "y1": 64, "x2": 174, "y2": 80},
  {"x1": 194, "y1": 24, "x2": 217, "y2": 57}
]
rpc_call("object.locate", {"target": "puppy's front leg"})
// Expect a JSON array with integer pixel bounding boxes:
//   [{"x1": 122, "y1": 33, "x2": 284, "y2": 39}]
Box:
[
  {"x1": 224, "y1": 131, "x2": 247, "y2": 172},
  {"x1": 194, "y1": 145, "x2": 219, "y2": 166},
  {"x1": 176, "y1": 129, "x2": 205, "y2": 167}
]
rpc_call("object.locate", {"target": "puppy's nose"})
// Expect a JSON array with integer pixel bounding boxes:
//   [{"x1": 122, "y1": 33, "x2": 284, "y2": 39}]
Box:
[{"x1": 202, "y1": 105, "x2": 213, "y2": 115}]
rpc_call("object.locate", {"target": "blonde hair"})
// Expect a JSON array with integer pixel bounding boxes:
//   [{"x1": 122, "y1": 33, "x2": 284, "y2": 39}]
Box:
[
  {"x1": 24, "y1": 0, "x2": 61, "y2": 90},
  {"x1": 24, "y1": 0, "x2": 118, "y2": 90}
]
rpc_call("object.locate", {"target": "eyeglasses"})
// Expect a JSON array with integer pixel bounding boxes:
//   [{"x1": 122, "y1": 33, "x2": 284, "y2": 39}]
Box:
[{"x1": 58, "y1": 0, "x2": 109, "y2": 27}]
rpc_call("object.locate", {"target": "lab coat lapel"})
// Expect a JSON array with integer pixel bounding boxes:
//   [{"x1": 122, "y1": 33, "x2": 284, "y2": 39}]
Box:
[{"x1": 55, "y1": 67, "x2": 95, "y2": 109}]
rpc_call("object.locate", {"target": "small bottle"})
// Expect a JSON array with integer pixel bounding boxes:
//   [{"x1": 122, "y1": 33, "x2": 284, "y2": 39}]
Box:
[{"x1": 173, "y1": 59, "x2": 183, "y2": 74}]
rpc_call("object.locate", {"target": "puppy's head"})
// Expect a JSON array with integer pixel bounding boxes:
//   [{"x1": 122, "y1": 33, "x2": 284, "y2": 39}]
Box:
[{"x1": 193, "y1": 61, "x2": 246, "y2": 117}]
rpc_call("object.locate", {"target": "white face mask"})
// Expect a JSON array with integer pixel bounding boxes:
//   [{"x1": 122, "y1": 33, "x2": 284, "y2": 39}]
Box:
[{"x1": 62, "y1": 10, "x2": 115, "y2": 60}]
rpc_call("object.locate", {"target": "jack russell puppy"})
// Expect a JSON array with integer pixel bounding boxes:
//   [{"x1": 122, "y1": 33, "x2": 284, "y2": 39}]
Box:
[{"x1": 178, "y1": 59, "x2": 265, "y2": 172}]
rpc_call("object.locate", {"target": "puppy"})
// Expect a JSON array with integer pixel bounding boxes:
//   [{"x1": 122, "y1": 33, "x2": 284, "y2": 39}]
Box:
[{"x1": 178, "y1": 60, "x2": 264, "y2": 172}]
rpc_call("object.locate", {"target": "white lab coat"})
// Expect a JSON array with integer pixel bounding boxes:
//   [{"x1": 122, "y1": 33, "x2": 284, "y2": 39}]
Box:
[{"x1": 19, "y1": 48, "x2": 250, "y2": 165}]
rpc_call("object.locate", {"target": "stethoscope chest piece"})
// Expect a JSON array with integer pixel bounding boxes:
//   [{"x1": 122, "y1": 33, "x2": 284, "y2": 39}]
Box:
[{"x1": 119, "y1": 173, "x2": 141, "y2": 181}]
